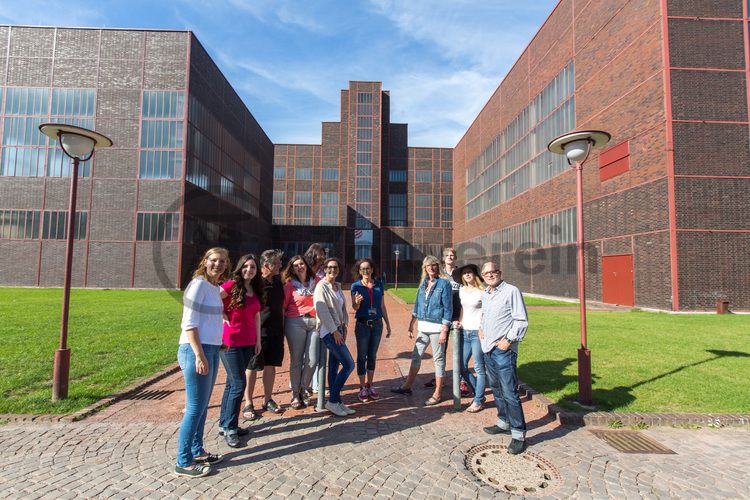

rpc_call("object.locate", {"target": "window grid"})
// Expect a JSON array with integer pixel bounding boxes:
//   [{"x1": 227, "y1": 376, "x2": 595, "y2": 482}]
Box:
[
  {"x1": 41, "y1": 211, "x2": 88, "y2": 240},
  {"x1": 140, "y1": 91, "x2": 184, "y2": 180},
  {"x1": 354, "y1": 91, "x2": 376, "y2": 229},
  {"x1": 136, "y1": 212, "x2": 180, "y2": 241},
  {"x1": 0, "y1": 209, "x2": 41, "y2": 239},
  {"x1": 320, "y1": 192, "x2": 339, "y2": 226},
  {"x1": 465, "y1": 61, "x2": 575, "y2": 220}
]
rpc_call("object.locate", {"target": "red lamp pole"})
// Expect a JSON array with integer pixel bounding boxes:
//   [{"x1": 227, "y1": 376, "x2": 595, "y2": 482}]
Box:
[
  {"x1": 574, "y1": 159, "x2": 592, "y2": 406},
  {"x1": 52, "y1": 156, "x2": 80, "y2": 401}
]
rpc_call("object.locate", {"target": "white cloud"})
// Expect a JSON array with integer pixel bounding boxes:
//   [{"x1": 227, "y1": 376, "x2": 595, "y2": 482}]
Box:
[{"x1": 224, "y1": 0, "x2": 328, "y2": 33}]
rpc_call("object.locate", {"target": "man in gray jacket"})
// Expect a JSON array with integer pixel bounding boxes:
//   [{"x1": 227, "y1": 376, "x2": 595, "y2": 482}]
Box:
[{"x1": 479, "y1": 261, "x2": 529, "y2": 455}]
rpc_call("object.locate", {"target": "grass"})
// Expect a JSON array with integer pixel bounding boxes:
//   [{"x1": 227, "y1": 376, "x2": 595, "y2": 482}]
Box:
[
  {"x1": 521, "y1": 308, "x2": 750, "y2": 413},
  {"x1": 387, "y1": 286, "x2": 575, "y2": 307},
  {"x1": 0, "y1": 288, "x2": 182, "y2": 414}
]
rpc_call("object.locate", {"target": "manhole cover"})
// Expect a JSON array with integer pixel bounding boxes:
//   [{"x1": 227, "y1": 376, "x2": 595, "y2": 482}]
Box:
[
  {"x1": 465, "y1": 443, "x2": 562, "y2": 495},
  {"x1": 589, "y1": 430, "x2": 675, "y2": 454}
]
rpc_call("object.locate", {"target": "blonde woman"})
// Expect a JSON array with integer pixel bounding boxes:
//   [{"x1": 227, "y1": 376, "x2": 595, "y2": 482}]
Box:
[
  {"x1": 175, "y1": 247, "x2": 230, "y2": 477},
  {"x1": 391, "y1": 255, "x2": 453, "y2": 406},
  {"x1": 454, "y1": 263, "x2": 486, "y2": 412}
]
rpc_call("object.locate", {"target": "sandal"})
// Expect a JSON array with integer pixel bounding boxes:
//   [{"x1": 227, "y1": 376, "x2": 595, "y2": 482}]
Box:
[
  {"x1": 290, "y1": 399, "x2": 305, "y2": 410},
  {"x1": 424, "y1": 396, "x2": 442, "y2": 406},
  {"x1": 390, "y1": 386, "x2": 413, "y2": 395},
  {"x1": 466, "y1": 402, "x2": 483, "y2": 413},
  {"x1": 242, "y1": 404, "x2": 257, "y2": 420},
  {"x1": 264, "y1": 399, "x2": 283, "y2": 414}
]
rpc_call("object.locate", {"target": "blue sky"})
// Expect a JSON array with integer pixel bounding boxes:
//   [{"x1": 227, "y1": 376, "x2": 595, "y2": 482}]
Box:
[{"x1": 2, "y1": 0, "x2": 559, "y2": 147}]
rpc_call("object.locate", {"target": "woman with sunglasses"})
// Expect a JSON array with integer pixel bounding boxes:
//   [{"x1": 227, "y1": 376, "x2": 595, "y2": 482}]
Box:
[
  {"x1": 314, "y1": 258, "x2": 355, "y2": 416},
  {"x1": 391, "y1": 255, "x2": 452, "y2": 406},
  {"x1": 350, "y1": 258, "x2": 391, "y2": 401},
  {"x1": 453, "y1": 263, "x2": 486, "y2": 412}
]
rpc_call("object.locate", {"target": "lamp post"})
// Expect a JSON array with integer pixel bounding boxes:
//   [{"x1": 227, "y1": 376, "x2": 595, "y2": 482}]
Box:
[
  {"x1": 547, "y1": 130, "x2": 610, "y2": 406},
  {"x1": 393, "y1": 250, "x2": 400, "y2": 288},
  {"x1": 39, "y1": 123, "x2": 113, "y2": 401}
]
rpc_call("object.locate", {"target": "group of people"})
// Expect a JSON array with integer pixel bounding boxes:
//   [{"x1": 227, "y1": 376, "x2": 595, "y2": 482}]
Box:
[
  {"x1": 175, "y1": 244, "x2": 392, "y2": 477},
  {"x1": 174, "y1": 245, "x2": 529, "y2": 478}
]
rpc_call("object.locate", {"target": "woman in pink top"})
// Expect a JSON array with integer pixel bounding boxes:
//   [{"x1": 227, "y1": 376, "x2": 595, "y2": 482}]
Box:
[
  {"x1": 217, "y1": 254, "x2": 263, "y2": 448},
  {"x1": 282, "y1": 255, "x2": 318, "y2": 410}
]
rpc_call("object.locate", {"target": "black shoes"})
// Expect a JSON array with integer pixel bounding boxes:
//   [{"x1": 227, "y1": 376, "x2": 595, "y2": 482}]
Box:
[
  {"x1": 224, "y1": 432, "x2": 241, "y2": 448},
  {"x1": 483, "y1": 425, "x2": 510, "y2": 435},
  {"x1": 219, "y1": 427, "x2": 249, "y2": 436},
  {"x1": 507, "y1": 438, "x2": 528, "y2": 455}
]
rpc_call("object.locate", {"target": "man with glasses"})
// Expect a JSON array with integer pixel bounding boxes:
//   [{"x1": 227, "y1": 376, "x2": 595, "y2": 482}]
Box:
[{"x1": 479, "y1": 262, "x2": 529, "y2": 455}]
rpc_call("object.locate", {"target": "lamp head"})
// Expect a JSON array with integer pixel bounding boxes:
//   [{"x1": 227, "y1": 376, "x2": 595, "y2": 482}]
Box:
[
  {"x1": 547, "y1": 130, "x2": 611, "y2": 165},
  {"x1": 39, "y1": 123, "x2": 113, "y2": 161}
]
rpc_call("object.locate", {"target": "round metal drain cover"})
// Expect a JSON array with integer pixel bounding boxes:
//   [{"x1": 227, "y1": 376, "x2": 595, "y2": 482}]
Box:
[{"x1": 465, "y1": 443, "x2": 561, "y2": 495}]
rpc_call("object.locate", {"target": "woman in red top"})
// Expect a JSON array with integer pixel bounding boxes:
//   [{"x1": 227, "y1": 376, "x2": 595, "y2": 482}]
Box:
[
  {"x1": 282, "y1": 255, "x2": 318, "y2": 410},
  {"x1": 218, "y1": 254, "x2": 263, "y2": 448}
]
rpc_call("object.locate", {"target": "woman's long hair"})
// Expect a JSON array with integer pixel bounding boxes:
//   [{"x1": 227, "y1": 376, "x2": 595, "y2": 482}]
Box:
[
  {"x1": 351, "y1": 257, "x2": 377, "y2": 282},
  {"x1": 461, "y1": 271, "x2": 483, "y2": 289},
  {"x1": 192, "y1": 247, "x2": 230, "y2": 284},
  {"x1": 420, "y1": 255, "x2": 441, "y2": 283},
  {"x1": 281, "y1": 254, "x2": 314, "y2": 284},
  {"x1": 227, "y1": 254, "x2": 265, "y2": 311}
]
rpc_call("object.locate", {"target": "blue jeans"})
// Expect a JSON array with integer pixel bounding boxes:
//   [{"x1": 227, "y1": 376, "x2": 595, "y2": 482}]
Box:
[
  {"x1": 461, "y1": 330, "x2": 487, "y2": 405},
  {"x1": 322, "y1": 334, "x2": 355, "y2": 404},
  {"x1": 484, "y1": 347, "x2": 526, "y2": 440},
  {"x1": 219, "y1": 345, "x2": 254, "y2": 431},
  {"x1": 354, "y1": 319, "x2": 383, "y2": 376},
  {"x1": 176, "y1": 343, "x2": 220, "y2": 467}
]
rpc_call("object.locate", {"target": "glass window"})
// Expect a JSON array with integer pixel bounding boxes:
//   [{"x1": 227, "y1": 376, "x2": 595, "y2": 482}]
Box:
[
  {"x1": 355, "y1": 190, "x2": 372, "y2": 203},
  {"x1": 415, "y1": 208, "x2": 432, "y2": 223},
  {"x1": 142, "y1": 91, "x2": 185, "y2": 119},
  {"x1": 136, "y1": 212, "x2": 179, "y2": 241},
  {"x1": 415, "y1": 170, "x2": 432, "y2": 183},
  {"x1": 357, "y1": 116, "x2": 372, "y2": 128},
  {"x1": 4, "y1": 88, "x2": 48, "y2": 116},
  {"x1": 139, "y1": 150, "x2": 182, "y2": 179},
  {"x1": 51, "y1": 89, "x2": 95, "y2": 117},
  {"x1": 321, "y1": 168, "x2": 339, "y2": 181},
  {"x1": 295, "y1": 167, "x2": 312, "y2": 180},
  {"x1": 295, "y1": 191, "x2": 312, "y2": 204},
  {"x1": 355, "y1": 244, "x2": 371, "y2": 259},
  {"x1": 389, "y1": 207, "x2": 407, "y2": 226},
  {"x1": 140, "y1": 120, "x2": 183, "y2": 149},
  {"x1": 274, "y1": 167, "x2": 286, "y2": 179},
  {"x1": 415, "y1": 194, "x2": 432, "y2": 207},
  {"x1": 441, "y1": 171, "x2": 452, "y2": 182},
  {"x1": 389, "y1": 170, "x2": 407, "y2": 182},
  {"x1": 41, "y1": 211, "x2": 87, "y2": 240},
  {"x1": 0, "y1": 209, "x2": 40, "y2": 239}
]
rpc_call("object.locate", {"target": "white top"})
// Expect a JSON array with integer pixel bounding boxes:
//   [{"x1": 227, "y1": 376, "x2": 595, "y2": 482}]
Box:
[
  {"x1": 417, "y1": 320, "x2": 443, "y2": 333},
  {"x1": 459, "y1": 286, "x2": 483, "y2": 330},
  {"x1": 319, "y1": 290, "x2": 345, "y2": 338},
  {"x1": 179, "y1": 277, "x2": 224, "y2": 346}
]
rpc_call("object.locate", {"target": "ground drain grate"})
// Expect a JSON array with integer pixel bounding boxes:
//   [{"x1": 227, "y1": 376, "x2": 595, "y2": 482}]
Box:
[
  {"x1": 589, "y1": 429, "x2": 676, "y2": 454},
  {"x1": 465, "y1": 443, "x2": 561, "y2": 496},
  {"x1": 125, "y1": 390, "x2": 173, "y2": 401}
]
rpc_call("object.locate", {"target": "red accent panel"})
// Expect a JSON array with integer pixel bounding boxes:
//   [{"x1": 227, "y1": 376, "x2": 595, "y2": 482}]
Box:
[
  {"x1": 599, "y1": 140, "x2": 630, "y2": 181},
  {"x1": 602, "y1": 254, "x2": 635, "y2": 306}
]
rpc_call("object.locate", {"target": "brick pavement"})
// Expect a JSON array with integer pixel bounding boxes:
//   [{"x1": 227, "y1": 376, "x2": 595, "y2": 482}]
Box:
[{"x1": 1, "y1": 294, "x2": 749, "y2": 498}]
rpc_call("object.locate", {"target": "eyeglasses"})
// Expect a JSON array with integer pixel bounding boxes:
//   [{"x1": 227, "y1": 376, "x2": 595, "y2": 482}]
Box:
[
  {"x1": 482, "y1": 270, "x2": 500, "y2": 276},
  {"x1": 359, "y1": 267, "x2": 372, "y2": 272},
  {"x1": 326, "y1": 266, "x2": 339, "y2": 270}
]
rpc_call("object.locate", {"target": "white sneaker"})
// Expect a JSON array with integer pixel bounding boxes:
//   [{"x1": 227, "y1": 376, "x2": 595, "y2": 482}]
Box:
[
  {"x1": 340, "y1": 403, "x2": 356, "y2": 415},
  {"x1": 325, "y1": 401, "x2": 348, "y2": 417}
]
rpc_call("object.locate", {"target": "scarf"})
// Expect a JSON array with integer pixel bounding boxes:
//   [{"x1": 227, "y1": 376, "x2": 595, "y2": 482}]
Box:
[{"x1": 291, "y1": 278, "x2": 316, "y2": 296}]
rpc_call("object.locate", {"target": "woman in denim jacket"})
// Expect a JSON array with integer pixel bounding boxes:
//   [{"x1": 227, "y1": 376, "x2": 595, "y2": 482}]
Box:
[{"x1": 391, "y1": 255, "x2": 453, "y2": 405}]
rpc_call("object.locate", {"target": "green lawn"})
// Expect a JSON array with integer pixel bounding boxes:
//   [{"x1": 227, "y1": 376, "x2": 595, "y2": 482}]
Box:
[
  {"x1": 387, "y1": 286, "x2": 574, "y2": 307},
  {"x1": 0, "y1": 288, "x2": 182, "y2": 414},
  {"x1": 2, "y1": 288, "x2": 749, "y2": 415},
  {"x1": 521, "y1": 309, "x2": 750, "y2": 413}
]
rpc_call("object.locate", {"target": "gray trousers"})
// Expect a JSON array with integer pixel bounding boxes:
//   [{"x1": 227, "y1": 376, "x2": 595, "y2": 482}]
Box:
[
  {"x1": 410, "y1": 330, "x2": 446, "y2": 378},
  {"x1": 284, "y1": 315, "x2": 319, "y2": 397}
]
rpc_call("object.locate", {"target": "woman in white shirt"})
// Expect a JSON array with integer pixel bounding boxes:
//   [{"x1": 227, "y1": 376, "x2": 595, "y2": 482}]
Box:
[
  {"x1": 314, "y1": 258, "x2": 355, "y2": 417},
  {"x1": 175, "y1": 247, "x2": 230, "y2": 477},
  {"x1": 454, "y1": 263, "x2": 487, "y2": 413}
]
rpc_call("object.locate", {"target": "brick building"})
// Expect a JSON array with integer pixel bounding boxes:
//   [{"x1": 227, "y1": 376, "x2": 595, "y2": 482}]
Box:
[
  {"x1": 0, "y1": 26, "x2": 274, "y2": 288},
  {"x1": 273, "y1": 81, "x2": 453, "y2": 283},
  {"x1": 453, "y1": 0, "x2": 750, "y2": 311}
]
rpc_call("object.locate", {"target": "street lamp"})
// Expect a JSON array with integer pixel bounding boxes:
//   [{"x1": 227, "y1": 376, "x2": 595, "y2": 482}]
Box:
[
  {"x1": 547, "y1": 130, "x2": 610, "y2": 406},
  {"x1": 39, "y1": 123, "x2": 113, "y2": 401},
  {"x1": 393, "y1": 250, "x2": 400, "y2": 288}
]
